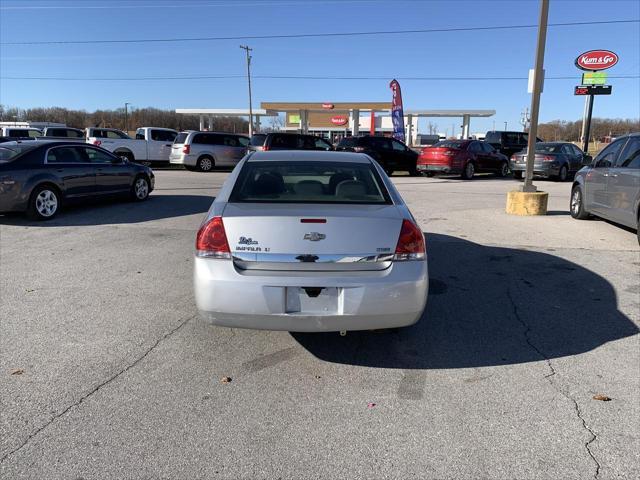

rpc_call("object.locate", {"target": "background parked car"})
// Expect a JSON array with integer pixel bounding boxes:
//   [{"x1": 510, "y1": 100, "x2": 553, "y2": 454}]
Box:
[
  {"x1": 510, "y1": 142, "x2": 589, "y2": 181},
  {"x1": 0, "y1": 141, "x2": 154, "y2": 220},
  {"x1": 335, "y1": 135, "x2": 418, "y2": 176},
  {"x1": 0, "y1": 127, "x2": 42, "y2": 140},
  {"x1": 417, "y1": 139, "x2": 509, "y2": 179},
  {"x1": 571, "y1": 133, "x2": 640, "y2": 243},
  {"x1": 248, "y1": 133, "x2": 334, "y2": 153},
  {"x1": 86, "y1": 127, "x2": 177, "y2": 165},
  {"x1": 485, "y1": 131, "x2": 542, "y2": 158},
  {"x1": 170, "y1": 131, "x2": 250, "y2": 172}
]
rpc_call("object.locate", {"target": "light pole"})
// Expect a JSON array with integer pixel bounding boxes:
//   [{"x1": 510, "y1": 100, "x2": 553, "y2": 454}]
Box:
[
  {"x1": 240, "y1": 45, "x2": 254, "y2": 137},
  {"x1": 124, "y1": 102, "x2": 131, "y2": 133},
  {"x1": 504, "y1": 121, "x2": 507, "y2": 131},
  {"x1": 523, "y1": 0, "x2": 549, "y2": 193}
]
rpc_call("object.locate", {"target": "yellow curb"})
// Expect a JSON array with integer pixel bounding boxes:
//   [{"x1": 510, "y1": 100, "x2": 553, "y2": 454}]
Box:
[{"x1": 506, "y1": 190, "x2": 549, "y2": 216}]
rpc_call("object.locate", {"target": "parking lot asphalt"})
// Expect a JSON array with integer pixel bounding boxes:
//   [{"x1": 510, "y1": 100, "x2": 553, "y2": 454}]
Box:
[{"x1": 1, "y1": 170, "x2": 638, "y2": 479}]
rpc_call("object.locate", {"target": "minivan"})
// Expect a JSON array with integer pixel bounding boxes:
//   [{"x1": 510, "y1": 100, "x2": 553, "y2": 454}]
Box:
[
  {"x1": 248, "y1": 133, "x2": 333, "y2": 152},
  {"x1": 170, "y1": 131, "x2": 250, "y2": 172},
  {"x1": 485, "y1": 131, "x2": 542, "y2": 158}
]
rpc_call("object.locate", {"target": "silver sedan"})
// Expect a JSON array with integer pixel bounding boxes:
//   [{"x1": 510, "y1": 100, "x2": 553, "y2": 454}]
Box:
[
  {"x1": 194, "y1": 150, "x2": 428, "y2": 332},
  {"x1": 571, "y1": 133, "x2": 639, "y2": 243}
]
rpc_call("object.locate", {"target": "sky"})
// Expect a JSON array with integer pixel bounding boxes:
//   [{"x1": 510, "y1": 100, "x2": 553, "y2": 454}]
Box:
[{"x1": 0, "y1": 0, "x2": 639, "y2": 135}]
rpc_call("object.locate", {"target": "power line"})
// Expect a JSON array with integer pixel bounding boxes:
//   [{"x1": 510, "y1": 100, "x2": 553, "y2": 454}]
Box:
[
  {"x1": 0, "y1": 0, "x2": 414, "y2": 10},
  {"x1": 1, "y1": 74, "x2": 638, "y2": 81},
  {"x1": 2, "y1": 19, "x2": 637, "y2": 45}
]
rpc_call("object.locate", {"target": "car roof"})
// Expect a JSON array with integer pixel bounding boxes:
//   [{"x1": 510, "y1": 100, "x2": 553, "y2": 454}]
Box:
[{"x1": 247, "y1": 150, "x2": 371, "y2": 163}]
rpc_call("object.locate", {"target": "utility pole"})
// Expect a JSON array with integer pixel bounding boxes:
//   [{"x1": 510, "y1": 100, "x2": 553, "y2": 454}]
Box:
[
  {"x1": 240, "y1": 45, "x2": 254, "y2": 137},
  {"x1": 582, "y1": 94, "x2": 594, "y2": 154},
  {"x1": 523, "y1": 0, "x2": 549, "y2": 193},
  {"x1": 124, "y1": 102, "x2": 131, "y2": 133},
  {"x1": 504, "y1": 121, "x2": 507, "y2": 131},
  {"x1": 520, "y1": 107, "x2": 530, "y2": 131}
]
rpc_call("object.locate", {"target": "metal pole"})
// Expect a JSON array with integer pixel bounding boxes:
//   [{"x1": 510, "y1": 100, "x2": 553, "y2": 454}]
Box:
[
  {"x1": 582, "y1": 94, "x2": 594, "y2": 154},
  {"x1": 240, "y1": 45, "x2": 254, "y2": 137},
  {"x1": 523, "y1": 0, "x2": 549, "y2": 193},
  {"x1": 124, "y1": 102, "x2": 130, "y2": 132},
  {"x1": 579, "y1": 95, "x2": 589, "y2": 144},
  {"x1": 504, "y1": 121, "x2": 507, "y2": 131}
]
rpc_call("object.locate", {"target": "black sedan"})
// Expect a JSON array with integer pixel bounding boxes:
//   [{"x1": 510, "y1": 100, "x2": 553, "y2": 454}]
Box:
[{"x1": 0, "y1": 141, "x2": 154, "y2": 220}]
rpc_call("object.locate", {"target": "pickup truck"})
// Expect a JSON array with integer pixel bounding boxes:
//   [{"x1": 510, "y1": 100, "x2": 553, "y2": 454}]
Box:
[
  {"x1": 86, "y1": 127, "x2": 178, "y2": 165},
  {"x1": 1, "y1": 127, "x2": 42, "y2": 139}
]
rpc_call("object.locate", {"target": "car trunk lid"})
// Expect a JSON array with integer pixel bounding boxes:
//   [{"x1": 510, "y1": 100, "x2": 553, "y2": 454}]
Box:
[
  {"x1": 221, "y1": 203, "x2": 403, "y2": 271},
  {"x1": 418, "y1": 147, "x2": 459, "y2": 165}
]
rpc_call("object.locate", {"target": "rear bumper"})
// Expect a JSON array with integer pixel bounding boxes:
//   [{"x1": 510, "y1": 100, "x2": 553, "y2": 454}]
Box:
[
  {"x1": 169, "y1": 153, "x2": 196, "y2": 166},
  {"x1": 417, "y1": 164, "x2": 458, "y2": 174},
  {"x1": 509, "y1": 161, "x2": 558, "y2": 177},
  {"x1": 194, "y1": 258, "x2": 429, "y2": 332}
]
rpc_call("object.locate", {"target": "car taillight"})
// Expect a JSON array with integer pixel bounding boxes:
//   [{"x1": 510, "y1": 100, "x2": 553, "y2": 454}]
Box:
[
  {"x1": 510, "y1": 155, "x2": 516, "y2": 161},
  {"x1": 196, "y1": 217, "x2": 231, "y2": 259},
  {"x1": 353, "y1": 146, "x2": 366, "y2": 152},
  {"x1": 262, "y1": 145, "x2": 269, "y2": 151},
  {"x1": 182, "y1": 145, "x2": 190, "y2": 154},
  {"x1": 394, "y1": 219, "x2": 426, "y2": 261},
  {"x1": 92, "y1": 140, "x2": 101, "y2": 146},
  {"x1": 542, "y1": 155, "x2": 554, "y2": 162}
]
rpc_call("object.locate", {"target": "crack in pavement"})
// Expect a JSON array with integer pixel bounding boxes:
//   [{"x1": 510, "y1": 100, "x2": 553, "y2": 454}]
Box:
[
  {"x1": 506, "y1": 289, "x2": 601, "y2": 479},
  {"x1": 0, "y1": 312, "x2": 197, "y2": 465}
]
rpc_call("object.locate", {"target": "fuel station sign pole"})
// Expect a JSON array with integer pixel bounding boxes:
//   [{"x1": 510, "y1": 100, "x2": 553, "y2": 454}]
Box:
[{"x1": 574, "y1": 50, "x2": 618, "y2": 154}]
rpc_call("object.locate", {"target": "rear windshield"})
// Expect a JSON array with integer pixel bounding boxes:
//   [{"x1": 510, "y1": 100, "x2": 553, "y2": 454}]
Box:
[
  {"x1": 535, "y1": 143, "x2": 562, "y2": 153},
  {"x1": 0, "y1": 145, "x2": 34, "y2": 162},
  {"x1": 229, "y1": 161, "x2": 391, "y2": 204},
  {"x1": 484, "y1": 132, "x2": 501, "y2": 143},
  {"x1": 337, "y1": 137, "x2": 360, "y2": 148},
  {"x1": 433, "y1": 140, "x2": 464, "y2": 149},
  {"x1": 249, "y1": 134, "x2": 267, "y2": 146},
  {"x1": 174, "y1": 132, "x2": 189, "y2": 144}
]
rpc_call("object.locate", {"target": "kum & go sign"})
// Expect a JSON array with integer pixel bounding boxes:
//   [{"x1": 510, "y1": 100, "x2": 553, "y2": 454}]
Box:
[{"x1": 575, "y1": 50, "x2": 618, "y2": 71}]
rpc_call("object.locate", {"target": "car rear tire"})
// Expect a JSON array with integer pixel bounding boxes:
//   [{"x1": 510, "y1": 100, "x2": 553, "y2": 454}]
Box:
[
  {"x1": 131, "y1": 175, "x2": 150, "y2": 201},
  {"x1": 197, "y1": 155, "x2": 214, "y2": 172},
  {"x1": 497, "y1": 162, "x2": 510, "y2": 178},
  {"x1": 461, "y1": 162, "x2": 475, "y2": 180},
  {"x1": 570, "y1": 185, "x2": 589, "y2": 219},
  {"x1": 513, "y1": 171, "x2": 524, "y2": 180},
  {"x1": 556, "y1": 165, "x2": 568, "y2": 182},
  {"x1": 27, "y1": 184, "x2": 60, "y2": 220}
]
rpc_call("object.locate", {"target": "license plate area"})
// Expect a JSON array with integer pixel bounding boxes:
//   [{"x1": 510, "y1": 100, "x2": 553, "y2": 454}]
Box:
[{"x1": 285, "y1": 287, "x2": 340, "y2": 315}]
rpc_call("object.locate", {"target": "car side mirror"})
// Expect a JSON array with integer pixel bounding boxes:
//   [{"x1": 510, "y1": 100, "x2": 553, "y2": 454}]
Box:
[
  {"x1": 582, "y1": 155, "x2": 593, "y2": 166},
  {"x1": 114, "y1": 157, "x2": 126, "y2": 164}
]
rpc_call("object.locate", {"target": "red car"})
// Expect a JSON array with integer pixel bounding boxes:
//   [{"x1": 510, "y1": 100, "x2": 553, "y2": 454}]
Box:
[{"x1": 417, "y1": 140, "x2": 510, "y2": 180}]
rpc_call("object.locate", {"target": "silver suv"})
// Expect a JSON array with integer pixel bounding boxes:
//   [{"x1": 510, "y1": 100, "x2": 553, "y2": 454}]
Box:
[
  {"x1": 571, "y1": 132, "x2": 640, "y2": 243},
  {"x1": 170, "y1": 131, "x2": 250, "y2": 172}
]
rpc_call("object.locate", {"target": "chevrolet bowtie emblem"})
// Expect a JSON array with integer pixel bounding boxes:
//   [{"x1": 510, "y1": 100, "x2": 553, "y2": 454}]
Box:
[{"x1": 303, "y1": 232, "x2": 326, "y2": 241}]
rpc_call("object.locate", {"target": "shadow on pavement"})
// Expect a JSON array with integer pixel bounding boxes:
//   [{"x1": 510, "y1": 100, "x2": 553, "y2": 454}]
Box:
[
  {"x1": 0, "y1": 194, "x2": 213, "y2": 227},
  {"x1": 292, "y1": 233, "x2": 638, "y2": 369}
]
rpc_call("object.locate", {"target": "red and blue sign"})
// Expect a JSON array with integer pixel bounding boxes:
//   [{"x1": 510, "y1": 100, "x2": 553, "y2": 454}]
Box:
[{"x1": 389, "y1": 79, "x2": 405, "y2": 142}]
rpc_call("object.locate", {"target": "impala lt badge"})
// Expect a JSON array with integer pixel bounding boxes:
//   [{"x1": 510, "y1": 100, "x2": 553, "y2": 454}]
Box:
[{"x1": 304, "y1": 232, "x2": 326, "y2": 241}]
